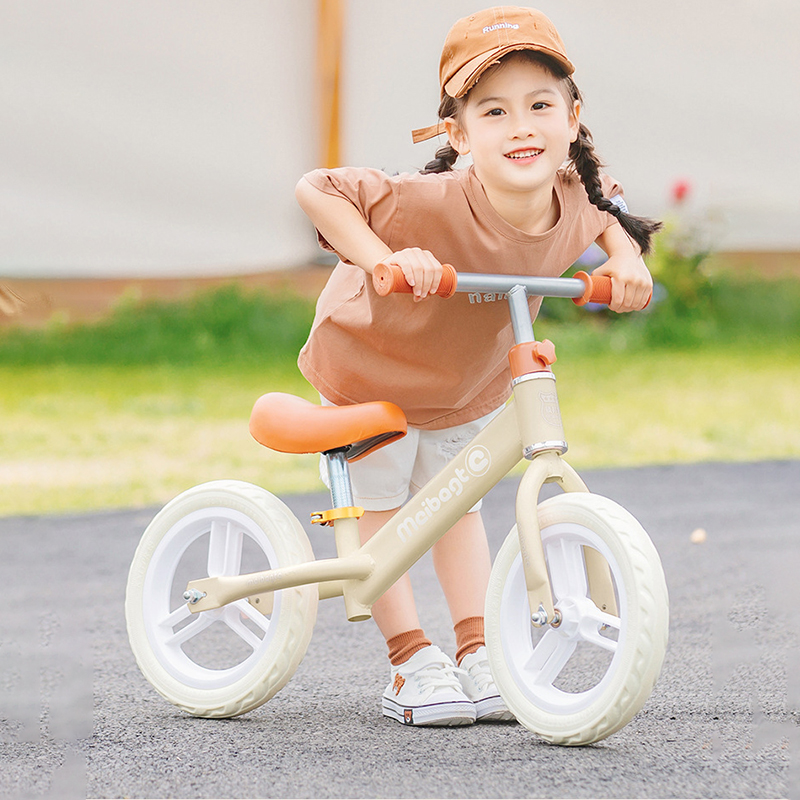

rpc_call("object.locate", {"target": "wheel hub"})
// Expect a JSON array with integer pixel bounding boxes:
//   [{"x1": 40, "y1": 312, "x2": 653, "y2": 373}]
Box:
[{"x1": 551, "y1": 595, "x2": 597, "y2": 640}]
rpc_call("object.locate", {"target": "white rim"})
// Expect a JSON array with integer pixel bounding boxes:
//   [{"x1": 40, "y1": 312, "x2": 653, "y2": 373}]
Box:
[
  {"x1": 142, "y1": 507, "x2": 282, "y2": 690},
  {"x1": 499, "y1": 521, "x2": 627, "y2": 715}
]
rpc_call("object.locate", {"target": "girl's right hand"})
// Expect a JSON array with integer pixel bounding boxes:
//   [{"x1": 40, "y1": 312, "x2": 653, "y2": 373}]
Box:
[{"x1": 379, "y1": 248, "x2": 444, "y2": 302}]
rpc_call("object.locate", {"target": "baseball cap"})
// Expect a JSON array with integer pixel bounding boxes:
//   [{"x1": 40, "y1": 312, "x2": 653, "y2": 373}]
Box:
[{"x1": 412, "y1": 6, "x2": 574, "y2": 143}]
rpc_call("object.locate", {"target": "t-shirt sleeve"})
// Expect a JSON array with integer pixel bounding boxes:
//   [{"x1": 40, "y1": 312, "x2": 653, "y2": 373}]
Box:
[{"x1": 301, "y1": 168, "x2": 402, "y2": 257}]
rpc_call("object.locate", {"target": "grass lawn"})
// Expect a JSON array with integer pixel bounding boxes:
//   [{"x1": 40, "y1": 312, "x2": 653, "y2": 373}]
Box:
[{"x1": 1, "y1": 343, "x2": 797, "y2": 517}]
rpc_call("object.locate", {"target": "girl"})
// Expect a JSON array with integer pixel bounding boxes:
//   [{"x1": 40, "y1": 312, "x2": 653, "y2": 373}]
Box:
[{"x1": 295, "y1": 6, "x2": 659, "y2": 727}]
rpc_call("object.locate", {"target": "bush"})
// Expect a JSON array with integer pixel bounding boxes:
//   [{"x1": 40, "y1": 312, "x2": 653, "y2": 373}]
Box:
[
  {"x1": 536, "y1": 229, "x2": 800, "y2": 353},
  {"x1": 1, "y1": 260, "x2": 797, "y2": 368},
  {"x1": 640, "y1": 220, "x2": 716, "y2": 346},
  {"x1": 0, "y1": 284, "x2": 316, "y2": 366}
]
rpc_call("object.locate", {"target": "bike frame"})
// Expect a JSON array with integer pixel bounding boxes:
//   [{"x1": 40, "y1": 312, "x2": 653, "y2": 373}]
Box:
[{"x1": 185, "y1": 274, "x2": 618, "y2": 626}]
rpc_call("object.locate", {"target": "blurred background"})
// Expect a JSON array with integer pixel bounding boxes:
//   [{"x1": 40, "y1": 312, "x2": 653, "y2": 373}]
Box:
[
  {"x1": 1, "y1": 0, "x2": 798, "y2": 279},
  {"x1": 1, "y1": 0, "x2": 798, "y2": 517}
]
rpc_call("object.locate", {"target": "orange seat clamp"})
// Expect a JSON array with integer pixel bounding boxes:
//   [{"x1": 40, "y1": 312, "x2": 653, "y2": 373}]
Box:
[
  {"x1": 509, "y1": 340, "x2": 557, "y2": 379},
  {"x1": 310, "y1": 506, "x2": 365, "y2": 527}
]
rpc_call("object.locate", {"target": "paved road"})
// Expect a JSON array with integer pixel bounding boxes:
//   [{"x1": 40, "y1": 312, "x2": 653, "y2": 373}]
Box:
[{"x1": 1, "y1": 461, "x2": 799, "y2": 800}]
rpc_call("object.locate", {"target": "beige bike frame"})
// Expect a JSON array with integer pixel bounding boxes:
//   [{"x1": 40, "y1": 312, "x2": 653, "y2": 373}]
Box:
[{"x1": 186, "y1": 369, "x2": 617, "y2": 624}]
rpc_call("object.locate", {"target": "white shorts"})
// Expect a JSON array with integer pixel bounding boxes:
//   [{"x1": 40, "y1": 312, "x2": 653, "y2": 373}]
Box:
[{"x1": 319, "y1": 398, "x2": 503, "y2": 512}]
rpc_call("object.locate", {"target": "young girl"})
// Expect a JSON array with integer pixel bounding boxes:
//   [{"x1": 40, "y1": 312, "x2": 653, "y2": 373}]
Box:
[{"x1": 295, "y1": 6, "x2": 659, "y2": 727}]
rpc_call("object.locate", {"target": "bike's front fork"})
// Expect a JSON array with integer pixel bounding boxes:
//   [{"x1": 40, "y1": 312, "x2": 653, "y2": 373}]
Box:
[{"x1": 514, "y1": 450, "x2": 618, "y2": 625}]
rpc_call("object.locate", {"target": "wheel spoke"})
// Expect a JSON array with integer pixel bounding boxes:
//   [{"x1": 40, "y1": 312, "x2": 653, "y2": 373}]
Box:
[
  {"x1": 581, "y1": 627, "x2": 618, "y2": 652},
  {"x1": 207, "y1": 519, "x2": 244, "y2": 577},
  {"x1": 546, "y1": 537, "x2": 588, "y2": 599},
  {"x1": 232, "y1": 599, "x2": 272, "y2": 635},
  {"x1": 579, "y1": 608, "x2": 621, "y2": 653},
  {"x1": 160, "y1": 603, "x2": 193, "y2": 629},
  {"x1": 164, "y1": 613, "x2": 215, "y2": 647},
  {"x1": 222, "y1": 607, "x2": 263, "y2": 651},
  {"x1": 590, "y1": 608, "x2": 621, "y2": 631},
  {"x1": 525, "y1": 629, "x2": 577, "y2": 686}
]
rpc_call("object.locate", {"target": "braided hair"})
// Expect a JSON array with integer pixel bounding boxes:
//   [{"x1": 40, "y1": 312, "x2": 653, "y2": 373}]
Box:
[
  {"x1": 420, "y1": 93, "x2": 461, "y2": 175},
  {"x1": 420, "y1": 52, "x2": 662, "y2": 254},
  {"x1": 421, "y1": 142, "x2": 460, "y2": 175}
]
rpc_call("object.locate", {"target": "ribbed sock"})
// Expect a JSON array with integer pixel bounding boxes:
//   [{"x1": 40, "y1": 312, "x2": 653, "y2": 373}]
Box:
[
  {"x1": 387, "y1": 628, "x2": 432, "y2": 666},
  {"x1": 454, "y1": 616, "x2": 485, "y2": 665}
]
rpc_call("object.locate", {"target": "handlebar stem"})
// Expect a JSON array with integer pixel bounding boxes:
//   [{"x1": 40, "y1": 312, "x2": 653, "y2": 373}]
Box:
[{"x1": 507, "y1": 285, "x2": 536, "y2": 345}]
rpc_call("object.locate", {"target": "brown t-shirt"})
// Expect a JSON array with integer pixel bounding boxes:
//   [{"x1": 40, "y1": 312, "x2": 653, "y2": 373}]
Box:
[{"x1": 298, "y1": 165, "x2": 622, "y2": 429}]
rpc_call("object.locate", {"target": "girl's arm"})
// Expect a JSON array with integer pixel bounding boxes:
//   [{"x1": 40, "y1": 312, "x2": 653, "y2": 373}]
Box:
[
  {"x1": 295, "y1": 177, "x2": 442, "y2": 300},
  {"x1": 295, "y1": 177, "x2": 391, "y2": 273},
  {"x1": 592, "y1": 222, "x2": 653, "y2": 312}
]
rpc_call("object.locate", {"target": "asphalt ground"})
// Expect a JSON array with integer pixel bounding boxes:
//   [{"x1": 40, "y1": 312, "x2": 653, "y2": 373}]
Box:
[{"x1": 1, "y1": 460, "x2": 799, "y2": 800}]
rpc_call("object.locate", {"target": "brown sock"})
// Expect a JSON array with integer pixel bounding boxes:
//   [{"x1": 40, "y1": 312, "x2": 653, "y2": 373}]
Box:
[
  {"x1": 386, "y1": 628, "x2": 432, "y2": 666},
  {"x1": 454, "y1": 616, "x2": 485, "y2": 665}
]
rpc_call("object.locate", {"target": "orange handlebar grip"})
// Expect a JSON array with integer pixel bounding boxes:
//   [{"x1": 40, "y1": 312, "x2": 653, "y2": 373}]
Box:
[
  {"x1": 372, "y1": 263, "x2": 409, "y2": 295},
  {"x1": 436, "y1": 264, "x2": 458, "y2": 298},
  {"x1": 573, "y1": 270, "x2": 653, "y2": 308},
  {"x1": 573, "y1": 271, "x2": 612, "y2": 306},
  {"x1": 372, "y1": 263, "x2": 457, "y2": 298}
]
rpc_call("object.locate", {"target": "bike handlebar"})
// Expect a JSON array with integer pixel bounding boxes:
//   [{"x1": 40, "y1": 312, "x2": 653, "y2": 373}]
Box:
[{"x1": 372, "y1": 262, "x2": 618, "y2": 306}]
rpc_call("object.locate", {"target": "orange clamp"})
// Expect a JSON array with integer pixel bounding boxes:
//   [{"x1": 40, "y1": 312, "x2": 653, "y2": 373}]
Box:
[
  {"x1": 509, "y1": 340, "x2": 557, "y2": 379},
  {"x1": 310, "y1": 506, "x2": 365, "y2": 527}
]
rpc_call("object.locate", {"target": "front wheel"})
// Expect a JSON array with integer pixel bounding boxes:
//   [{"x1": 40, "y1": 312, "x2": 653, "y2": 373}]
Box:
[
  {"x1": 486, "y1": 492, "x2": 668, "y2": 745},
  {"x1": 125, "y1": 480, "x2": 318, "y2": 718}
]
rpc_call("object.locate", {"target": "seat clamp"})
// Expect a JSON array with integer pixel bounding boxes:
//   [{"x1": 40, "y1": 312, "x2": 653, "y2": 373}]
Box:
[{"x1": 310, "y1": 506, "x2": 365, "y2": 527}]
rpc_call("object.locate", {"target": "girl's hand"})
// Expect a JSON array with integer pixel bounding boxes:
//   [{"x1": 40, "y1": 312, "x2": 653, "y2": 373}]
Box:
[
  {"x1": 593, "y1": 222, "x2": 654, "y2": 312},
  {"x1": 591, "y1": 255, "x2": 653, "y2": 312},
  {"x1": 380, "y1": 248, "x2": 444, "y2": 302}
]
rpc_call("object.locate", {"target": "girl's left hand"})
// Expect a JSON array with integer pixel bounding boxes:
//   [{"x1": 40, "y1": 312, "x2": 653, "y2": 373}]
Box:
[{"x1": 591, "y1": 255, "x2": 653, "y2": 313}]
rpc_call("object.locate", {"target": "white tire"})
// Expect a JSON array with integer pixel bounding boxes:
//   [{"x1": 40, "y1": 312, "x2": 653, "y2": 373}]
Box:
[
  {"x1": 486, "y1": 492, "x2": 668, "y2": 745},
  {"x1": 125, "y1": 480, "x2": 318, "y2": 718}
]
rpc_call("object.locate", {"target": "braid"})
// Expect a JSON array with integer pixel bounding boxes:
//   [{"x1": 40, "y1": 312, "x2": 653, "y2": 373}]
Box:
[
  {"x1": 420, "y1": 94, "x2": 462, "y2": 175},
  {"x1": 421, "y1": 143, "x2": 459, "y2": 174},
  {"x1": 569, "y1": 122, "x2": 663, "y2": 255}
]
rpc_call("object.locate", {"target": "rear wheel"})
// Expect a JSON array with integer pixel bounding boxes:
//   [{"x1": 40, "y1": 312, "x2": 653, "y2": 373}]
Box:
[
  {"x1": 486, "y1": 492, "x2": 668, "y2": 745},
  {"x1": 125, "y1": 480, "x2": 318, "y2": 718}
]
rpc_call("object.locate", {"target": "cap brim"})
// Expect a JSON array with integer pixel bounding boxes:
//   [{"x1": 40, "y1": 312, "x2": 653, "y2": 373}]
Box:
[{"x1": 444, "y1": 43, "x2": 574, "y2": 98}]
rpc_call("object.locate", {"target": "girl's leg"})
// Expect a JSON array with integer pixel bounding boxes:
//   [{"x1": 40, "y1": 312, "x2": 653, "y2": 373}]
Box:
[
  {"x1": 432, "y1": 511, "x2": 515, "y2": 721},
  {"x1": 361, "y1": 509, "x2": 475, "y2": 727},
  {"x1": 358, "y1": 508, "x2": 423, "y2": 641},
  {"x1": 431, "y1": 510, "x2": 492, "y2": 626}
]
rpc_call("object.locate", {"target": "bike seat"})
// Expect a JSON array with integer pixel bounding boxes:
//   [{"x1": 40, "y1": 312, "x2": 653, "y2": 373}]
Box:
[{"x1": 249, "y1": 393, "x2": 408, "y2": 461}]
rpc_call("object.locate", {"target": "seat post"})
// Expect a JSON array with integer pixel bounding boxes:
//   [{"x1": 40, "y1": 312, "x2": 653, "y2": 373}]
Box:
[
  {"x1": 323, "y1": 451, "x2": 366, "y2": 615},
  {"x1": 325, "y1": 449, "x2": 354, "y2": 508}
]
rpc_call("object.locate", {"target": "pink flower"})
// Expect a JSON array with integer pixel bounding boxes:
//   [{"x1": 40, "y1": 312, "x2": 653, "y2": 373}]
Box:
[{"x1": 670, "y1": 179, "x2": 692, "y2": 205}]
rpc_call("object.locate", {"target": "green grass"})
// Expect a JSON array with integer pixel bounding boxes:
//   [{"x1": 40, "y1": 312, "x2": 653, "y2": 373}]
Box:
[
  {"x1": 0, "y1": 364, "x2": 320, "y2": 516},
  {"x1": 1, "y1": 274, "x2": 798, "y2": 516},
  {"x1": 553, "y1": 344, "x2": 799, "y2": 467},
  {"x1": 1, "y1": 343, "x2": 797, "y2": 517}
]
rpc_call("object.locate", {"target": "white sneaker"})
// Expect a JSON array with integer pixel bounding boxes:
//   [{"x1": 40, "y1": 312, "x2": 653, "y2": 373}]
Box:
[
  {"x1": 458, "y1": 646, "x2": 516, "y2": 722},
  {"x1": 382, "y1": 645, "x2": 476, "y2": 726}
]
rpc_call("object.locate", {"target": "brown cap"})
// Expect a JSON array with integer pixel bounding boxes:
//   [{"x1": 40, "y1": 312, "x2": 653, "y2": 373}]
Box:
[{"x1": 413, "y1": 6, "x2": 574, "y2": 143}]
